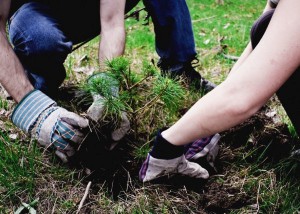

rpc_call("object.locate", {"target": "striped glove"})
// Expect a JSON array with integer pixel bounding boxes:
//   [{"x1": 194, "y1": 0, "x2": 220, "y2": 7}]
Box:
[{"x1": 11, "y1": 90, "x2": 89, "y2": 163}]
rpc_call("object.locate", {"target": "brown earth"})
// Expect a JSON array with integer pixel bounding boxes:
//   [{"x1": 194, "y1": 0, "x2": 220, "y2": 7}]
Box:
[{"x1": 65, "y1": 93, "x2": 299, "y2": 213}]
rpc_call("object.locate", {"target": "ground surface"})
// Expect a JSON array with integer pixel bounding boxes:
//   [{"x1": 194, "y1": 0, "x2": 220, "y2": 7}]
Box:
[{"x1": 1, "y1": 0, "x2": 300, "y2": 213}]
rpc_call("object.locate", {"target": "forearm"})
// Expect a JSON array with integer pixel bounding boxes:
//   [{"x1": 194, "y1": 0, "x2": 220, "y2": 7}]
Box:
[
  {"x1": 0, "y1": 3, "x2": 33, "y2": 103},
  {"x1": 99, "y1": 0, "x2": 126, "y2": 68},
  {"x1": 163, "y1": 0, "x2": 300, "y2": 145},
  {"x1": 163, "y1": 65, "x2": 287, "y2": 146},
  {"x1": 162, "y1": 79, "x2": 261, "y2": 145},
  {"x1": 99, "y1": 26, "x2": 125, "y2": 67},
  {"x1": 229, "y1": 42, "x2": 252, "y2": 75}
]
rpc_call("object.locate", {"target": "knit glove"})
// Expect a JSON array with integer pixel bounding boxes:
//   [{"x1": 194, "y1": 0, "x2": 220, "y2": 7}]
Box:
[
  {"x1": 11, "y1": 90, "x2": 89, "y2": 163},
  {"x1": 87, "y1": 73, "x2": 130, "y2": 145}
]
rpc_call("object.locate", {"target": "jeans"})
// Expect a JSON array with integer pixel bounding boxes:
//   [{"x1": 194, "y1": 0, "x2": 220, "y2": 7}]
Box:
[
  {"x1": 9, "y1": 1, "x2": 100, "y2": 96},
  {"x1": 9, "y1": 0, "x2": 196, "y2": 96},
  {"x1": 250, "y1": 9, "x2": 300, "y2": 135},
  {"x1": 143, "y1": 0, "x2": 197, "y2": 65}
]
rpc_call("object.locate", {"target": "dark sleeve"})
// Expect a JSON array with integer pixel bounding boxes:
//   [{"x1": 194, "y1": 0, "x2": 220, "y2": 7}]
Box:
[
  {"x1": 9, "y1": 0, "x2": 28, "y2": 17},
  {"x1": 269, "y1": 0, "x2": 278, "y2": 8}
]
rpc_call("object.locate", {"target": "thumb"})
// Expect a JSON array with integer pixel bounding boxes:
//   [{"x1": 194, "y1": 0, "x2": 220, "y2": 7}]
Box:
[
  {"x1": 178, "y1": 158, "x2": 209, "y2": 179},
  {"x1": 111, "y1": 112, "x2": 130, "y2": 141},
  {"x1": 87, "y1": 102, "x2": 105, "y2": 122}
]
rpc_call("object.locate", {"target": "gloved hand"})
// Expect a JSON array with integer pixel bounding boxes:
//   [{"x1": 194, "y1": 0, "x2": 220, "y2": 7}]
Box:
[
  {"x1": 185, "y1": 133, "x2": 221, "y2": 169},
  {"x1": 11, "y1": 90, "x2": 89, "y2": 163},
  {"x1": 139, "y1": 130, "x2": 209, "y2": 182},
  {"x1": 139, "y1": 154, "x2": 209, "y2": 182},
  {"x1": 87, "y1": 73, "x2": 130, "y2": 145}
]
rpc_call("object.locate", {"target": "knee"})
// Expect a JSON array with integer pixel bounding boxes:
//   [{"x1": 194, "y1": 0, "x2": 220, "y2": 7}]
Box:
[
  {"x1": 9, "y1": 22, "x2": 72, "y2": 62},
  {"x1": 9, "y1": 6, "x2": 72, "y2": 62}
]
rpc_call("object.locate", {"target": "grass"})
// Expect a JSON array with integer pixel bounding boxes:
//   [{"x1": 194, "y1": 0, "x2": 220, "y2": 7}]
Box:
[
  {"x1": 1, "y1": 0, "x2": 300, "y2": 213},
  {"x1": 0, "y1": 131, "x2": 38, "y2": 212},
  {"x1": 229, "y1": 147, "x2": 300, "y2": 213}
]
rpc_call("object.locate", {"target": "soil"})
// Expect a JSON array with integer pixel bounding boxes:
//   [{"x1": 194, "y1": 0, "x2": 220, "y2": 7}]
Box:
[{"x1": 56, "y1": 86, "x2": 300, "y2": 213}]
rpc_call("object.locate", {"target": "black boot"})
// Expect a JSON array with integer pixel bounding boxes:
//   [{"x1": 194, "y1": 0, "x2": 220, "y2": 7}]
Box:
[{"x1": 157, "y1": 59, "x2": 216, "y2": 93}]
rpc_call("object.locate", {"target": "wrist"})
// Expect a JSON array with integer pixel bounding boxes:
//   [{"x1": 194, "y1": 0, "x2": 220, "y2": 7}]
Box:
[
  {"x1": 150, "y1": 129, "x2": 184, "y2": 159},
  {"x1": 11, "y1": 90, "x2": 56, "y2": 133},
  {"x1": 161, "y1": 129, "x2": 181, "y2": 146},
  {"x1": 15, "y1": 85, "x2": 34, "y2": 103}
]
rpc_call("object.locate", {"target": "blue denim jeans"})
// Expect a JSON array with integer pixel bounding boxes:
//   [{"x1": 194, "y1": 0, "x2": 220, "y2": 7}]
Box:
[
  {"x1": 9, "y1": 0, "x2": 196, "y2": 96},
  {"x1": 143, "y1": 0, "x2": 197, "y2": 65},
  {"x1": 9, "y1": 1, "x2": 100, "y2": 96}
]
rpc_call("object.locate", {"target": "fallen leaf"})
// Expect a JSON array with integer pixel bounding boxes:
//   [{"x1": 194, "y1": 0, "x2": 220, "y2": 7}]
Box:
[
  {"x1": 203, "y1": 39, "x2": 210, "y2": 45},
  {"x1": 9, "y1": 133, "x2": 18, "y2": 140}
]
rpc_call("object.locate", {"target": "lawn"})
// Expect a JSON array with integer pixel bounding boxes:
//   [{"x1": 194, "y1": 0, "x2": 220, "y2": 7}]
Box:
[{"x1": 1, "y1": 0, "x2": 300, "y2": 213}]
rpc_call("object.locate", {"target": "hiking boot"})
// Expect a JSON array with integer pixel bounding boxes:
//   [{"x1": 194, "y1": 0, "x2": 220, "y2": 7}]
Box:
[{"x1": 158, "y1": 59, "x2": 216, "y2": 93}]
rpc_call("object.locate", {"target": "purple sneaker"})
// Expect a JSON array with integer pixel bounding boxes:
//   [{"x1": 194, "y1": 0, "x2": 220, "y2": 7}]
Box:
[{"x1": 184, "y1": 134, "x2": 221, "y2": 165}]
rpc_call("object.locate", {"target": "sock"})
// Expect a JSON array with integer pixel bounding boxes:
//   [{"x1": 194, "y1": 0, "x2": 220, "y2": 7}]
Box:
[{"x1": 150, "y1": 129, "x2": 184, "y2": 159}]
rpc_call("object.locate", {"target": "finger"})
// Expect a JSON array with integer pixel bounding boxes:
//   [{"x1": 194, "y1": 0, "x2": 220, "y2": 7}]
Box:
[
  {"x1": 139, "y1": 154, "x2": 179, "y2": 182},
  {"x1": 54, "y1": 119, "x2": 85, "y2": 144},
  {"x1": 92, "y1": 94, "x2": 105, "y2": 101},
  {"x1": 51, "y1": 132, "x2": 73, "y2": 150},
  {"x1": 178, "y1": 160, "x2": 209, "y2": 179},
  {"x1": 59, "y1": 110, "x2": 89, "y2": 128},
  {"x1": 87, "y1": 102, "x2": 105, "y2": 122},
  {"x1": 55, "y1": 150, "x2": 68, "y2": 163},
  {"x1": 55, "y1": 146, "x2": 75, "y2": 162},
  {"x1": 111, "y1": 112, "x2": 130, "y2": 141}
]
